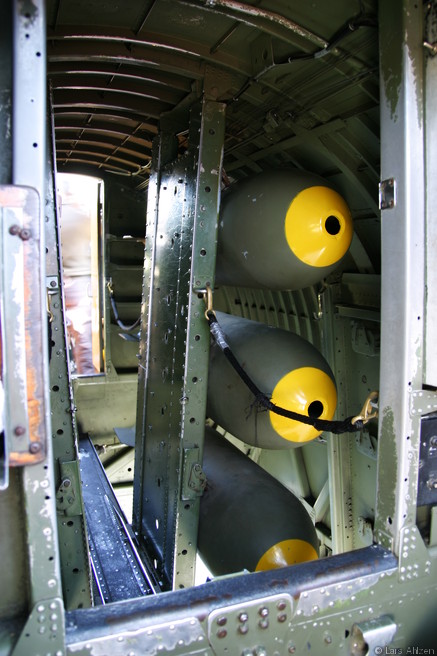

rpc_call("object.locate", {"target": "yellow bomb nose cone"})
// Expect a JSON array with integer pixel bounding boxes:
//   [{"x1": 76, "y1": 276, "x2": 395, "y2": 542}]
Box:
[
  {"x1": 285, "y1": 186, "x2": 353, "y2": 267},
  {"x1": 255, "y1": 539, "x2": 319, "y2": 571},
  {"x1": 269, "y1": 367, "x2": 337, "y2": 444}
]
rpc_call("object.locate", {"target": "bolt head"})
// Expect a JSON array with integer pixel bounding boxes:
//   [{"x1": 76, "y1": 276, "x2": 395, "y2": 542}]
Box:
[
  {"x1": 29, "y1": 442, "x2": 42, "y2": 454},
  {"x1": 14, "y1": 425, "x2": 26, "y2": 436},
  {"x1": 20, "y1": 228, "x2": 31, "y2": 240}
]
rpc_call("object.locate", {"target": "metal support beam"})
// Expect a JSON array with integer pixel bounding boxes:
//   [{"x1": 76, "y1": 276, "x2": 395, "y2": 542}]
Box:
[
  {"x1": 45, "y1": 89, "x2": 92, "y2": 610},
  {"x1": 375, "y1": 0, "x2": 425, "y2": 555},
  {"x1": 133, "y1": 99, "x2": 226, "y2": 590},
  {"x1": 424, "y1": 1, "x2": 437, "y2": 386}
]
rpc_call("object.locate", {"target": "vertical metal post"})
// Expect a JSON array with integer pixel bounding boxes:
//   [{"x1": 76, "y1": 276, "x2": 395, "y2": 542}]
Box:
[
  {"x1": 133, "y1": 100, "x2": 225, "y2": 590},
  {"x1": 45, "y1": 87, "x2": 92, "y2": 610},
  {"x1": 0, "y1": 1, "x2": 12, "y2": 186},
  {"x1": 375, "y1": 0, "x2": 425, "y2": 555},
  {"x1": 424, "y1": 2, "x2": 437, "y2": 387},
  {"x1": 7, "y1": 2, "x2": 65, "y2": 653}
]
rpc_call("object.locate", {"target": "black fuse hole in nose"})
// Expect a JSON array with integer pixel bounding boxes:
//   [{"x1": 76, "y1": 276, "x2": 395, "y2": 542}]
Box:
[
  {"x1": 307, "y1": 400, "x2": 324, "y2": 418},
  {"x1": 325, "y1": 215, "x2": 341, "y2": 235}
]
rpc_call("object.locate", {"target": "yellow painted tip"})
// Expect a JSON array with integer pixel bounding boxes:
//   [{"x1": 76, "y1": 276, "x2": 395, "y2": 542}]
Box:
[
  {"x1": 255, "y1": 539, "x2": 318, "y2": 571},
  {"x1": 285, "y1": 185, "x2": 353, "y2": 267},
  {"x1": 269, "y1": 367, "x2": 337, "y2": 443}
]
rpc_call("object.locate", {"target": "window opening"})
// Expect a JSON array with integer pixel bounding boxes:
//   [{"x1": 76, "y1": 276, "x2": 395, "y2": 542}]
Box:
[{"x1": 57, "y1": 173, "x2": 102, "y2": 375}]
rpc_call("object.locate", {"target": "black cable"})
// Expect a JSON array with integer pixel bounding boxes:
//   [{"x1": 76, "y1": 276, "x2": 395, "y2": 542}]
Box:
[
  {"x1": 109, "y1": 294, "x2": 141, "y2": 332},
  {"x1": 207, "y1": 312, "x2": 365, "y2": 435}
]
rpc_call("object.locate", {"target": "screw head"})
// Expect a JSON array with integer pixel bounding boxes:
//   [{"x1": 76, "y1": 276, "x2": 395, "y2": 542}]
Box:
[
  {"x1": 9, "y1": 224, "x2": 20, "y2": 235},
  {"x1": 14, "y1": 425, "x2": 26, "y2": 436},
  {"x1": 29, "y1": 442, "x2": 42, "y2": 454}
]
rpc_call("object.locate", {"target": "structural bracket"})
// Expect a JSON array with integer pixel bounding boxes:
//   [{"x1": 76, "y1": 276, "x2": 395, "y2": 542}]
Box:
[
  {"x1": 410, "y1": 389, "x2": 437, "y2": 416},
  {"x1": 378, "y1": 177, "x2": 396, "y2": 210},
  {"x1": 208, "y1": 593, "x2": 294, "y2": 656},
  {"x1": 55, "y1": 460, "x2": 84, "y2": 517},
  {"x1": 11, "y1": 597, "x2": 65, "y2": 656}
]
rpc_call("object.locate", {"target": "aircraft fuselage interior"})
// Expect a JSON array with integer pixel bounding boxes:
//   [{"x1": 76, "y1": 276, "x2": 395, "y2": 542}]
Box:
[{"x1": 1, "y1": 0, "x2": 437, "y2": 654}]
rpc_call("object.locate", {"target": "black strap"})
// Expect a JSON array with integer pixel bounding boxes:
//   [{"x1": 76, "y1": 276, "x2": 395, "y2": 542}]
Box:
[
  {"x1": 48, "y1": 313, "x2": 53, "y2": 361},
  {"x1": 207, "y1": 312, "x2": 363, "y2": 435}
]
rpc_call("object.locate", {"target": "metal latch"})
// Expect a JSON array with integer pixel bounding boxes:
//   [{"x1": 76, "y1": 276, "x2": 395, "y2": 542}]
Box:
[
  {"x1": 181, "y1": 447, "x2": 207, "y2": 500},
  {"x1": 56, "y1": 461, "x2": 84, "y2": 516}
]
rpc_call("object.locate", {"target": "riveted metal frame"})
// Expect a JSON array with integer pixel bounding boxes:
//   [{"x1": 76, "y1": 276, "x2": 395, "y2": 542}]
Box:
[
  {"x1": 133, "y1": 100, "x2": 226, "y2": 591},
  {"x1": 375, "y1": 0, "x2": 426, "y2": 556},
  {"x1": 64, "y1": 544, "x2": 437, "y2": 654},
  {"x1": 3, "y1": 1, "x2": 437, "y2": 654}
]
